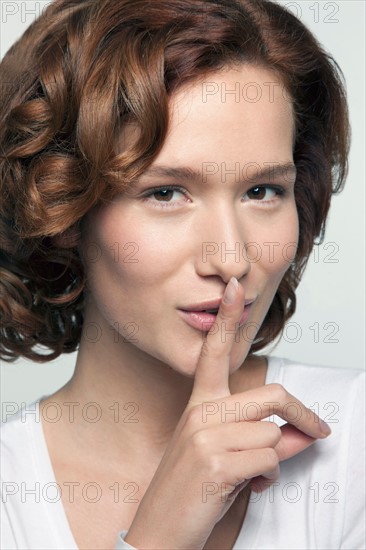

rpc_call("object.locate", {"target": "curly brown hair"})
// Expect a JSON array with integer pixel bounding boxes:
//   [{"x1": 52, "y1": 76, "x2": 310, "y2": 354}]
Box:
[{"x1": 0, "y1": 0, "x2": 350, "y2": 363}]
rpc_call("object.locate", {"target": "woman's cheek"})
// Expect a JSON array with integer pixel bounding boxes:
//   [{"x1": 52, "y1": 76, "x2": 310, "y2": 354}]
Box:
[{"x1": 263, "y1": 206, "x2": 299, "y2": 276}]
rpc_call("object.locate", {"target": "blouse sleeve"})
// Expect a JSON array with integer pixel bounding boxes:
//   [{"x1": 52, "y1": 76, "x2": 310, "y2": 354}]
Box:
[{"x1": 114, "y1": 530, "x2": 139, "y2": 550}]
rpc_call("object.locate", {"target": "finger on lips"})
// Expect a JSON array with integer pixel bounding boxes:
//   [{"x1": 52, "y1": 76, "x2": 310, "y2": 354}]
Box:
[{"x1": 189, "y1": 277, "x2": 245, "y2": 404}]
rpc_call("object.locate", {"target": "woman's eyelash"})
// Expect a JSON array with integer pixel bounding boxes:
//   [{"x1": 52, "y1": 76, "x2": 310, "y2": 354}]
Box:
[
  {"x1": 139, "y1": 185, "x2": 191, "y2": 209},
  {"x1": 245, "y1": 185, "x2": 286, "y2": 201},
  {"x1": 140, "y1": 185, "x2": 189, "y2": 200},
  {"x1": 140, "y1": 184, "x2": 287, "y2": 208}
]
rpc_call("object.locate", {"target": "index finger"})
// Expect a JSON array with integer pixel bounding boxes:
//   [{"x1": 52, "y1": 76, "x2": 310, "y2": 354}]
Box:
[{"x1": 187, "y1": 277, "x2": 246, "y2": 409}]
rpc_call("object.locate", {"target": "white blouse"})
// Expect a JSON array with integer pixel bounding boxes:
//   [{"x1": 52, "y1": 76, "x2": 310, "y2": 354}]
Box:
[{"x1": 1, "y1": 355, "x2": 365, "y2": 549}]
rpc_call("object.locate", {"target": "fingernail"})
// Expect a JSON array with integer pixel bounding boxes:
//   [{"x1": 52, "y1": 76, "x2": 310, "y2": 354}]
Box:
[
  {"x1": 319, "y1": 419, "x2": 332, "y2": 437},
  {"x1": 223, "y1": 277, "x2": 238, "y2": 305}
]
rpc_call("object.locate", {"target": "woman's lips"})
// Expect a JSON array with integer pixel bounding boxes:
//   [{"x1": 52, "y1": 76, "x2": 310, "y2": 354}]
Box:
[{"x1": 178, "y1": 304, "x2": 253, "y2": 332}]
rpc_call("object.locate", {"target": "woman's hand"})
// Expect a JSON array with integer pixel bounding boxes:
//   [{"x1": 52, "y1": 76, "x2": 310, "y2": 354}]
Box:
[{"x1": 124, "y1": 277, "x2": 331, "y2": 550}]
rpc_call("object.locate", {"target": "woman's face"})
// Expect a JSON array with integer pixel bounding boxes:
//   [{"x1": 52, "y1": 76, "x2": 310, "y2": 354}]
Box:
[{"x1": 80, "y1": 64, "x2": 298, "y2": 376}]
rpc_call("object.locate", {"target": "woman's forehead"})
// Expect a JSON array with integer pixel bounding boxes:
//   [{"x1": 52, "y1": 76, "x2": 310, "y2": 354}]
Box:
[{"x1": 116, "y1": 64, "x2": 295, "y2": 172}]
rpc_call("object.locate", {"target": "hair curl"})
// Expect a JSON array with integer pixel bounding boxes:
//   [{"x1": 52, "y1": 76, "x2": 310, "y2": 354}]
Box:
[{"x1": 0, "y1": 0, "x2": 350, "y2": 362}]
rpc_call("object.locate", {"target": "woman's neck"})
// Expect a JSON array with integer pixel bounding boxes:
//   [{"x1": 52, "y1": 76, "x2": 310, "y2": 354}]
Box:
[{"x1": 41, "y1": 301, "x2": 267, "y2": 472}]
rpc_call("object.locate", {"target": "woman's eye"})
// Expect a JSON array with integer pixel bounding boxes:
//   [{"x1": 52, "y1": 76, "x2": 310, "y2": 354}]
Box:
[
  {"x1": 140, "y1": 184, "x2": 285, "y2": 209},
  {"x1": 150, "y1": 188, "x2": 182, "y2": 202},
  {"x1": 244, "y1": 185, "x2": 284, "y2": 202},
  {"x1": 141, "y1": 186, "x2": 189, "y2": 207}
]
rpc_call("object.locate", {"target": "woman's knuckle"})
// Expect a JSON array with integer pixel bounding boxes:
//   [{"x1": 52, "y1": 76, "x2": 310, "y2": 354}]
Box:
[
  {"x1": 267, "y1": 422, "x2": 282, "y2": 445},
  {"x1": 191, "y1": 429, "x2": 210, "y2": 451},
  {"x1": 304, "y1": 405, "x2": 316, "y2": 425},
  {"x1": 189, "y1": 431, "x2": 222, "y2": 477},
  {"x1": 268, "y1": 383, "x2": 287, "y2": 402},
  {"x1": 263, "y1": 447, "x2": 279, "y2": 470},
  {"x1": 199, "y1": 341, "x2": 224, "y2": 364},
  {"x1": 198, "y1": 340, "x2": 210, "y2": 360},
  {"x1": 206, "y1": 454, "x2": 224, "y2": 479},
  {"x1": 218, "y1": 310, "x2": 231, "y2": 324}
]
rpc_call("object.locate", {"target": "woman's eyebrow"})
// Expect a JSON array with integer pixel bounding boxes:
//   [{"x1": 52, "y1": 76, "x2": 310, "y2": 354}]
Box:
[
  {"x1": 136, "y1": 163, "x2": 297, "y2": 184},
  {"x1": 137, "y1": 165, "x2": 201, "y2": 182}
]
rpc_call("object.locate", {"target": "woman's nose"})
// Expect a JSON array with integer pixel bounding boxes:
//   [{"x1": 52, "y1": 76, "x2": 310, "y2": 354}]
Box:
[{"x1": 194, "y1": 205, "x2": 251, "y2": 282}]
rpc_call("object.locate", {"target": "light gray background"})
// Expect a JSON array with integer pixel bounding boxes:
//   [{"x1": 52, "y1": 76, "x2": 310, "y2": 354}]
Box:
[{"x1": 1, "y1": 1, "x2": 365, "y2": 413}]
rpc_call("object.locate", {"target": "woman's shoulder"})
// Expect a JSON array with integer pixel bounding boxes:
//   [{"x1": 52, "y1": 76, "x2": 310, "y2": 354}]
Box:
[
  {"x1": 265, "y1": 355, "x2": 365, "y2": 435},
  {"x1": 266, "y1": 355, "x2": 365, "y2": 398},
  {"x1": 0, "y1": 396, "x2": 46, "y2": 476},
  {"x1": 235, "y1": 357, "x2": 366, "y2": 550},
  {"x1": 1, "y1": 396, "x2": 44, "y2": 431}
]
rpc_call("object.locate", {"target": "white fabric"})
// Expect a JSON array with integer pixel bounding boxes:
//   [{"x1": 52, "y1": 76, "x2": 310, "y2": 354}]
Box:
[{"x1": 1, "y1": 356, "x2": 365, "y2": 550}]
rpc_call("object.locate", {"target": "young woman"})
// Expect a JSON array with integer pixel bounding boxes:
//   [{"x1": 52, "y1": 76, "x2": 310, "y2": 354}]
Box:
[{"x1": 0, "y1": 1, "x2": 364, "y2": 549}]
